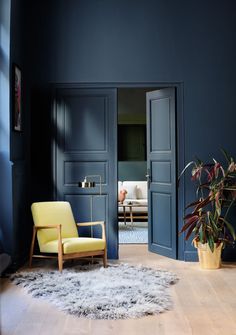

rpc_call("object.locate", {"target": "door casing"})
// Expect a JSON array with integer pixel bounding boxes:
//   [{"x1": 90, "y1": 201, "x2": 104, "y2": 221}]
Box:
[{"x1": 52, "y1": 82, "x2": 185, "y2": 260}]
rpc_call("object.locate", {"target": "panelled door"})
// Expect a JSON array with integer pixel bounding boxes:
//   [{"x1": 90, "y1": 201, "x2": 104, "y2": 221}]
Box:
[
  {"x1": 53, "y1": 88, "x2": 117, "y2": 259},
  {"x1": 146, "y1": 88, "x2": 177, "y2": 259}
]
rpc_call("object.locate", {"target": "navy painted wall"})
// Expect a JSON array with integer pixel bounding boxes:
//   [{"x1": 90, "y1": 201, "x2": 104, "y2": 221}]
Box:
[
  {"x1": 10, "y1": 0, "x2": 33, "y2": 267},
  {"x1": 0, "y1": 0, "x2": 13, "y2": 257},
  {"x1": 7, "y1": 0, "x2": 236, "y2": 263},
  {"x1": 118, "y1": 162, "x2": 147, "y2": 182},
  {"x1": 0, "y1": 0, "x2": 32, "y2": 269}
]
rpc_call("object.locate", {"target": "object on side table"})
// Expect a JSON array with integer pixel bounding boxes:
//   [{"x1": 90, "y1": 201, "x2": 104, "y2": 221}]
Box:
[
  {"x1": 118, "y1": 181, "x2": 148, "y2": 216},
  {"x1": 78, "y1": 175, "x2": 102, "y2": 221}
]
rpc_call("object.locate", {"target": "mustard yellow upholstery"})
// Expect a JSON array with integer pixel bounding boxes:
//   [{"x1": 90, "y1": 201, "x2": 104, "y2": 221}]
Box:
[
  {"x1": 29, "y1": 201, "x2": 107, "y2": 271},
  {"x1": 40, "y1": 237, "x2": 106, "y2": 254},
  {"x1": 31, "y1": 201, "x2": 79, "y2": 250}
]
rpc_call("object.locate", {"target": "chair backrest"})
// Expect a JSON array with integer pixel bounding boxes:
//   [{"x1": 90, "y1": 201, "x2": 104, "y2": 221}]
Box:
[{"x1": 31, "y1": 201, "x2": 79, "y2": 247}]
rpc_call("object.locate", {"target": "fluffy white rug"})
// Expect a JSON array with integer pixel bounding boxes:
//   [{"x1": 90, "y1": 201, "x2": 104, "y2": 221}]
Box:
[{"x1": 10, "y1": 263, "x2": 178, "y2": 319}]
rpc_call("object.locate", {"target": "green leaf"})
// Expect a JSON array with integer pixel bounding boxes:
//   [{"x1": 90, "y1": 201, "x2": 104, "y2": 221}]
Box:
[
  {"x1": 195, "y1": 156, "x2": 203, "y2": 165},
  {"x1": 178, "y1": 161, "x2": 196, "y2": 185},
  {"x1": 221, "y1": 148, "x2": 231, "y2": 164},
  {"x1": 208, "y1": 235, "x2": 215, "y2": 253},
  {"x1": 199, "y1": 226, "x2": 205, "y2": 244}
]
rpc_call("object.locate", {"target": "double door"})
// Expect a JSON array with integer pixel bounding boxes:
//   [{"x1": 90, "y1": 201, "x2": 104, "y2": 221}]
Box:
[{"x1": 53, "y1": 87, "x2": 177, "y2": 259}]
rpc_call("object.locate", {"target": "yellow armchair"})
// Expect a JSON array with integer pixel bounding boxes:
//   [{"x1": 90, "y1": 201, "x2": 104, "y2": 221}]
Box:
[{"x1": 29, "y1": 201, "x2": 107, "y2": 272}]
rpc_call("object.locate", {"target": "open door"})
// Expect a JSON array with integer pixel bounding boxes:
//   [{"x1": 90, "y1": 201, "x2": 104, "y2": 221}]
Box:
[{"x1": 147, "y1": 88, "x2": 177, "y2": 258}]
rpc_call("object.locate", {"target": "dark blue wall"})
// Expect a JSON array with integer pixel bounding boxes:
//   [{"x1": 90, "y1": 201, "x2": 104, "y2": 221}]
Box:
[
  {"x1": 0, "y1": 0, "x2": 32, "y2": 269},
  {"x1": 0, "y1": 0, "x2": 13, "y2": 257},
  {"x1": 10, "y1": 0, "x2": 32, "y2": 267},
  {"x1": 7, "y1": 0, "x2": 236, "y2": 263}
]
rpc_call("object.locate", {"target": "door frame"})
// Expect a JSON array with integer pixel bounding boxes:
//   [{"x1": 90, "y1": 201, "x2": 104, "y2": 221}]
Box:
[{"x1": 52, "y1": 82, "x2": 185, "y2": 260}]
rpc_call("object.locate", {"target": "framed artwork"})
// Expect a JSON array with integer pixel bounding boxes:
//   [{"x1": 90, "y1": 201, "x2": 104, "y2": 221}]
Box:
[{"x1": 13, "y1": 64, "x2": 22, "y2": 131}]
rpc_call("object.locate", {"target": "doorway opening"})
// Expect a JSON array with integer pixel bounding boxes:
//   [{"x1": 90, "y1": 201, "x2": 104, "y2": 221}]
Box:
[
  {"x1": 117, "y1": 88, "x2": 153, "y2": 245},
  {"x1": 52, "y1": 82, "x2": 183, "y2": 260}
]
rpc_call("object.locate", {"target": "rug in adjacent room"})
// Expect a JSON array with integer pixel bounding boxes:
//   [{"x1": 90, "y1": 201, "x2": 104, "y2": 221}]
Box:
[
  {"x1": 11, "y1": 263, "x2": 178, "y2": 320},
  {"x1": 119, "y1": 222, "x2": 148, "y2": 244}
]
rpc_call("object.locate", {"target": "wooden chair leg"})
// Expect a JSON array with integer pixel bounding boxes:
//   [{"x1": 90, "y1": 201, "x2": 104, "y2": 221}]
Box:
[
  {"x1": 58, "y1": 253, "x2": 63, "y2": 272},
  {"x1": 103, "y1": 249, "x2": 107, "y2": 268},
  {"x1": 57, "y1": 226, "x2": 63, "y2": 272},
  {"x1": 29, "y1": 226, "x2": 37, "y2": 268}
]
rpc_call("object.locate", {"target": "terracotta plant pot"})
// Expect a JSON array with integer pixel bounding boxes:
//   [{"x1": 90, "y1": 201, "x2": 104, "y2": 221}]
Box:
[{"x1": 194, "y1": 241, "x2": 223, "y2": 269}]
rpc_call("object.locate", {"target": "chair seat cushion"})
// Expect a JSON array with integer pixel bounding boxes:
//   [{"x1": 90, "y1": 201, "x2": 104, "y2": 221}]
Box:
[{"x1": 40, "y1": 237, "x2": 106, "y2": 254}]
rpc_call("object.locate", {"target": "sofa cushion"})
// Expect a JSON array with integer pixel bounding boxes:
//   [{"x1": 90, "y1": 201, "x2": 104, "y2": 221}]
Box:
[
  {"x1": 136, "y1": 181, "x2": 147, "y2": 199},
  {"x1": 130, "y1": 206, "x2": 147, "y2": 213},
  {"x1": 127, "y1": 199, "x2": 147, "y2": 206},
  {"x1": 122, "y1": 181, "x2": 138, "y2": 199}
]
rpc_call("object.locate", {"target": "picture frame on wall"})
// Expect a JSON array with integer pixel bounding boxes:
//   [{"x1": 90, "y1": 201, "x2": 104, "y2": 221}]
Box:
[{"x1": 13, "y1": 63, "x2": 22, "y2": 132}]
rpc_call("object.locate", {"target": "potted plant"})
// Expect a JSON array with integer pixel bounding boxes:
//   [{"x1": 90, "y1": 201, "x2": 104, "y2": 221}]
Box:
[{"x1": 179, "y1": 150, "x2": 236, "y2": 269}]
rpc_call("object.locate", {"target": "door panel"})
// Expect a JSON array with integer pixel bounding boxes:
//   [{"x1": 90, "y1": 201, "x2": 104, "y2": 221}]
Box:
[
  {"x1": 63, "y1": 95, "x2": 107, "y2": 152},
  {"x1": 154, "y1": 193, "x2": 172, "y2": 247},
  {"x1": 53, "y1": 88, "x2": 117, "y2": 259},
  {"x1": 151, "y1": 98, "x2": 171, "y2": 151},
  {"x1": 147, "y1": 88, "x2": 177, "y2": 259}
]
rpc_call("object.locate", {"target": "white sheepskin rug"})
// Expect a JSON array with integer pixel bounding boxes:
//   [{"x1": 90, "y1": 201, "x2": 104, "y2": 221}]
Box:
[{"x1": 10, "y1": 263, "x2": 178, "y2": 319}]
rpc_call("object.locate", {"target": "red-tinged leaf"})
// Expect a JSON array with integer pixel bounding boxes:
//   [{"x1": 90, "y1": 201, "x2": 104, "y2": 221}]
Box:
[
  {"x1": 204, "y1": 163, "x2": 214, "y2": 168},
  {"x1": 191, "y1": 170, "x2": 201, "y2": 181},
  {"x1": 185, "y1": 199, "x2": 201, "y2": 209},
  {"x1": 195, "y1": 196, "x2": 211, "y2": 211},
  {"x1": 185, "y1": 222, "x2": 197, "y2": 240},
  {"x1": 185, "y1": 215, "x2": 199, "y2": 225},
  {"x1": 220, "y1": 166, "x2": 225, "y2": 177},
  {"x1": 180, "y1": 216, "x2": 199, "y2": 234},
  {"x1": 183, "y1": 213, "x2": 199, "y2": 220},
  {"x1": 214, "y1": 162, "x2": 221, "y2": 179},
  {"x1": 206, "y1": 167, "x2": 214, "y2": 181},
  {"x1": 179, "y1": 222, "x2": 193, "y2": 234}
]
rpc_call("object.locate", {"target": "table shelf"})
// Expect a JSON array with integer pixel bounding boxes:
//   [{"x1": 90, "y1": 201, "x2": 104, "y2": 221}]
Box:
[{"x1": 118, "y1": 203, "x2": 148, "y2": 228}]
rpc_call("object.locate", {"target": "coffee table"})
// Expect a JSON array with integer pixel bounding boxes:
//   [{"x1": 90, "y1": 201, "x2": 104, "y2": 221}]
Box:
[{"x1": 118, "y1": 202, "x2": 148, "y2": 229}]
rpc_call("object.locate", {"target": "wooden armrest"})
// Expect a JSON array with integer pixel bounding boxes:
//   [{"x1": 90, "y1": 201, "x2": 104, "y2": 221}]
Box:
[
  {"x1": 34, "y1": 225, "x2": 63, "y2": 255},
  {"x1": 77, "y1": 221, "x2": 105, "y2": 227},
  {"x1": 76, "y1": 221, "x2": 106, "y2": 240},
  {"x1": 35, "y1": 224, "x2": 61, "y2": 230}
]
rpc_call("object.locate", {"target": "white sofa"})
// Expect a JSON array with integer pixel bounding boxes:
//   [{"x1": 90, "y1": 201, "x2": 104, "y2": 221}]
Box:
[{"x1": 118, "y1": 181, "x2": 148, "y2": 215}]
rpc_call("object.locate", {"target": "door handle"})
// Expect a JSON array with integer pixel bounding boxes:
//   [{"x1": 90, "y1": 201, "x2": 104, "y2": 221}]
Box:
[{"x1": 146, "y1": 170, "x2": 151, "y2": 188}]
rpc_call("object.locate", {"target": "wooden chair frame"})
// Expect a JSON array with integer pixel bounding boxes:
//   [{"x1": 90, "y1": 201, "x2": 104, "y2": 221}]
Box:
[{"x1": 29, "y1": 221, "x2": 107, "y2": 272}]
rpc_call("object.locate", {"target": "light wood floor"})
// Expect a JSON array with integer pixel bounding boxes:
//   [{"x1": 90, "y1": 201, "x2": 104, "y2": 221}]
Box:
[{"x1": 1, "y1": 245, "x2": 236, "y2": 335}]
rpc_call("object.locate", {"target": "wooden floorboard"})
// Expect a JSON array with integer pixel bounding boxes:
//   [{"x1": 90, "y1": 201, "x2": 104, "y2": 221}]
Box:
[{"x1": 1, "y1": 244, "x2": 236, "y2": 335}]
